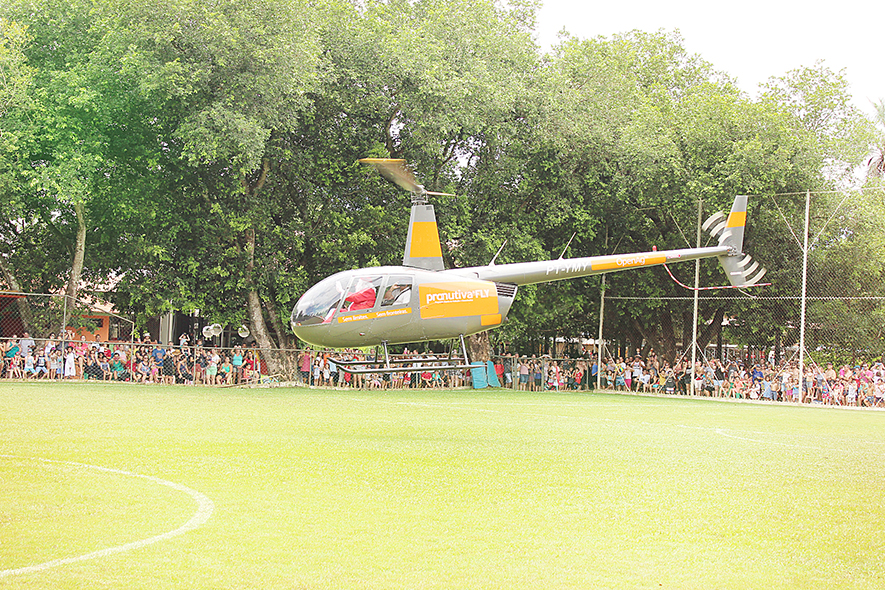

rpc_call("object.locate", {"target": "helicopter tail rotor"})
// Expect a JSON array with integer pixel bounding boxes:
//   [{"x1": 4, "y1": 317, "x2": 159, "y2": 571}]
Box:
[{"x1": 703, "y1": 195, "x2": 768, "y2": 287}]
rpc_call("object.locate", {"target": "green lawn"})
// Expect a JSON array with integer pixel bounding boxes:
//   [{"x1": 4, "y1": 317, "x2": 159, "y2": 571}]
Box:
[{"x1": 1, "y1": 382, "x2": 883, "y2": 589}]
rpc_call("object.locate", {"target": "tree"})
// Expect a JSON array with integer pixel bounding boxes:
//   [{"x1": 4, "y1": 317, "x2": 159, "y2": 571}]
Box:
[
  {"x1": 498, "y1": 32, "x2": 874, "y2": 365},
  {"x1": 0, "y1": 17, "x2": 31, "y2": 171},
  {"x1": 93, "y1": 0, "x2": 323, "y2": 357},
  {"x1": 866, "y1": 99, "x2": 885, "y2": 179},
  {"x1": 0, "y1": 0, "x2": 142, "y2": 331},
  {"x1": 0, "y1": 16, "x2": 33, "y2": 309}
]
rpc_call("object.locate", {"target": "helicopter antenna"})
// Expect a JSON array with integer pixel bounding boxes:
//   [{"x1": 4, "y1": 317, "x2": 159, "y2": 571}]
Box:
[
  {"x1": 489, "y1": 240, "x2": 507, "y2": 266},
  {"x1": 558, "y1": 232, "x2": 577, "y2": 260}
]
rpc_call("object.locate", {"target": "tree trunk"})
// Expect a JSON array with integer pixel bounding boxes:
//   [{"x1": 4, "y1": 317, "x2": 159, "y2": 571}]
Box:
[
  {"x1": 696, "y1": 307, "x2": 725, "y2": 353},
  {"x1": 244, "y1": 226, "x2": 283, "y2": 375},
  {"x1": 466, "y1": 331, "x2": 491, "y2": 364},
  {"x1": 632, "y1": 309, "x2": 680, "y2": 367},
  {"x1": 239, "y1": 161, "x2": 284, "y2": 374},
  {"x1": 262, "y1": 298, "x2": 290, "y2": 349},
  {"x1": 60, "y1": 201, "x2": 87, "y2": 335}
]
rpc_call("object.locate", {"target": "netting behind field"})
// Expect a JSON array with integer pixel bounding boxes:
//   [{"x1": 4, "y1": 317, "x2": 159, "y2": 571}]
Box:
[
  {"x1": 0, "y1": 292, "x2": 134, "y2": 343},
  {"x1": 600, "y1": 190, "x2": 885, "y2": 372}
]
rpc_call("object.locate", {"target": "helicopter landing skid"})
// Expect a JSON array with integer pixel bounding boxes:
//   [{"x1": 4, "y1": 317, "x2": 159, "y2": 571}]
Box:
[{"x1": 332, "y1": 336, "x2": 474, "y2": 374}]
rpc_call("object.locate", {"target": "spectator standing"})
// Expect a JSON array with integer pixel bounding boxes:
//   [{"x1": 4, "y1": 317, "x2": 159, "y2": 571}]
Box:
[
  {"x1": 152, "y1": 342, "x2": 166, "y2": 370},
  {"x1": 518, "y1": 358, "x2": 530, "y2": 391},
  {"x1": 299, "y1": 350, "x2": 311, "y2": 385},
  {"x1": 206, "y1": 349, "x2": 220, "y2": 385},
  {"x1": 64, "y1": 347, "x2": 76, "y2": 379},
  {"x1": 502, "y1": 355, "x2": 513, "y2": 388},
  {"x1": 329, "y1": 356, "x2": 338, "y2": 387},
  {"x1": 162, "y1": 346, "x2": 176, "y2": 385},
  {"x1": 19, "y1": 332, "x2": 35, "y2": 358},
  {"x1": 232, "y1": 346, "x2": 244, "y2": 384}
]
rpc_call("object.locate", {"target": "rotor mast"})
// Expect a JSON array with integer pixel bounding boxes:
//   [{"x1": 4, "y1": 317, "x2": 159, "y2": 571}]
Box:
[{"x1": 359, "y1": 158, "x2": 452, "y2": 272}]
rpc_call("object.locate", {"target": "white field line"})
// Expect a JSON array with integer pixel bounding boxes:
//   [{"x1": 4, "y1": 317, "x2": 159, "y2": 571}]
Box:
[{"x1": 0, "y1": 455, "x2": 214, "y2": 578}]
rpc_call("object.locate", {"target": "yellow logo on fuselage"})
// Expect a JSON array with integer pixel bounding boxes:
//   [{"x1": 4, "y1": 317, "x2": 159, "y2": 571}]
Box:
[
  {"x1": 591, "y1": 254, "x2": 666, "y2": 271},
  {"x1": 419, "y1": 281, "x2": 499, "y2": 319}
]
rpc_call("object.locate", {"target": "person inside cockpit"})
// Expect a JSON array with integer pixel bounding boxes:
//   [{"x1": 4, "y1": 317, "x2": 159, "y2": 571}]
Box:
[{"x1": 381, "y1": 280, "x2": 412, "y2": 307}]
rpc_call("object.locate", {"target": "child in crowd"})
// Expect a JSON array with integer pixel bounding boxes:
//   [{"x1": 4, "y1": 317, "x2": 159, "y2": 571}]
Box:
[
  {"x1": 100, "y1": 355, "x2": 111, "y2": 381},
  {"x1": 49, "y1": 350, "x2": 61, "y2": 380},
  {"x1": 220, "y1": 356, "x2": 233, "y2": 385}
]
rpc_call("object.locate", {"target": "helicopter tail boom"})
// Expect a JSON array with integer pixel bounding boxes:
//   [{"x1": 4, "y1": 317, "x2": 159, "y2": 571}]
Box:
[{"x1": 460, "y1": 195, "x2": 765, "y2": 288}]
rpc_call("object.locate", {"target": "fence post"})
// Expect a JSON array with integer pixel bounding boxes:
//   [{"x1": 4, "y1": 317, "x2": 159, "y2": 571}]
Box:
[
  {"x1": 798, "y1": 190, "x2": 810, "y2": 403},
  {"x1": 690, "y1": 198, "x2": 702, "y2": 395},
  {"x1": 596, "y1": 273, "x2": 606, "y2": 390}
]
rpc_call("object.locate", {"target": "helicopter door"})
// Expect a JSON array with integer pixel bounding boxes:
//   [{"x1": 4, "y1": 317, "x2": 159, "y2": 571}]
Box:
[
  {"x1": 380, "y1": 276, "x2": 413, "y2": 307},
  {"x1": 340, "y1": 276, "x2": 383, "y2": 313}
]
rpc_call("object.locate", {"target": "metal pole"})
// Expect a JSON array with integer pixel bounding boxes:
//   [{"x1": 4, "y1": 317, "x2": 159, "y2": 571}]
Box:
[
  {"x1": 61, "y1": 294, "x2": 69, "y2": 348},
  {"x1": 798, "y1": 190, "x2": 810, "y2": 402},
  {"x1": 690, "y1": 198, "x2": 702, "y2": 394},
  {"x1": 596, "y1": 273, "x2": 606, "y2": 390}
]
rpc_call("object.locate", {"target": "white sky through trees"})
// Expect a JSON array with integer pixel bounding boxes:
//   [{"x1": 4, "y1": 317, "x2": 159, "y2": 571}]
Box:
[{"x1": 536, "y1": 0, "x2": 884, "y2": 116}]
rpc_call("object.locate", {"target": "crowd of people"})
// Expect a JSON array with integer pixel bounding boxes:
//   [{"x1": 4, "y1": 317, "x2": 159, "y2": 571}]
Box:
[
  {"x1": 594, "y1": 351, "x2": 885, "y2": 407},
  {"x1": 0, "y1": 332, "x2": 264, "y2": 385},
  {"x1": 297, "y1": 349, "x2": 593, "y2": 391},
  {"x1": 297, "y1": 348, "x2": 470, "y2": 389},
  {"x1": 2, "y1": 332, "x2": 884, "y2": 407}
]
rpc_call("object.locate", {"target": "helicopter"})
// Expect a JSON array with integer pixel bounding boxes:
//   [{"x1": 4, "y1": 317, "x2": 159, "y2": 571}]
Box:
[{"x1": 290, "y1": 159, "x2": 766, "y2": 373}]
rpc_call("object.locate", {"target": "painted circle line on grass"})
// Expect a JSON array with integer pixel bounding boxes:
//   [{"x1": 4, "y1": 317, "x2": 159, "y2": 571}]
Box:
[{"x1": 0, "y1": 455, "x2": 215, "y2": 578}]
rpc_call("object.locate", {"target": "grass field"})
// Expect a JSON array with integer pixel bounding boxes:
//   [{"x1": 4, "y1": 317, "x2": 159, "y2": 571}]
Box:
[{"x1": 1, "y1": 382, "x2": 883, "y2": 589}]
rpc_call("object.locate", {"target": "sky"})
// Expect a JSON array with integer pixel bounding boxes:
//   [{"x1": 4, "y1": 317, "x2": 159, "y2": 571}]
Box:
[{"x1": 535, "y1": 0, "x2": 884, "y2": 117}]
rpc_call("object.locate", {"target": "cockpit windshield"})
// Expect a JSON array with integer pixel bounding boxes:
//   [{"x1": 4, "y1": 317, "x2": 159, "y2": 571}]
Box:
[
  {"x1": 291, "y1": 273, "x2": 388, "y2": 327},
  {"x1": 291, "y1": 273, "x2": 351, "y2": 326}
]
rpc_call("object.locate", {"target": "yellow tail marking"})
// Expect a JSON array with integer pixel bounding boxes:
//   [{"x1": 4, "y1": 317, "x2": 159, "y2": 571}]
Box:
[
  {"x1": 592, "y1": 255, "x2": 666, "y2": 272},
  {"x1": 409, "y1": 221, "x2": 444, "y2": 258},
  {"x1": 726, "y1": 211, "x2": 746, "y2": 228}
]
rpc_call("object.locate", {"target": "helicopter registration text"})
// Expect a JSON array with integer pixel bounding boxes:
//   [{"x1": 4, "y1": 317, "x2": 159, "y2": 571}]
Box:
[{"x1": 419, "y1": 281, "x2": 498, "y2": 319}]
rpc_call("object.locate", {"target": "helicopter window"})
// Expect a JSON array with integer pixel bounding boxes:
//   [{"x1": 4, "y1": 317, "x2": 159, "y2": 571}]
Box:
[
  {"x1": 291, "y1": 275, "x2": 352, "y2": 326},
  {"x1": 341, "y1": 277, "x2": 383, "y2": 312},
  {"x1": 381, "y1": 277, "x2": 413, "y2": 307}
]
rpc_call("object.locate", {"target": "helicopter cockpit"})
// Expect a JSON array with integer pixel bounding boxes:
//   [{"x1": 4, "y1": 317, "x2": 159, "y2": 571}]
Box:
[{"x1": 291, "y1": 270, "x2": 413, "y2": 327}]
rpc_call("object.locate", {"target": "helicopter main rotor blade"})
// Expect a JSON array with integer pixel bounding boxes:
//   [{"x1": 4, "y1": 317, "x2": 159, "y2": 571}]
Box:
[
  {"x1": 359, "y1": 158, "x2": 421, "y2": 193},
  {"x1": 359, "y1": 158, "x2": 455, "y2": 197}
]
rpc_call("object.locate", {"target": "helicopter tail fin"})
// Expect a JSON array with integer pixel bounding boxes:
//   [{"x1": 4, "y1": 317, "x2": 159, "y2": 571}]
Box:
[
  {"x1": 702, "y1": 195, "x2": 767, "y2": 287},
  {"x1": 404, "y1": 202, "x2": 446, "y2": 271}
]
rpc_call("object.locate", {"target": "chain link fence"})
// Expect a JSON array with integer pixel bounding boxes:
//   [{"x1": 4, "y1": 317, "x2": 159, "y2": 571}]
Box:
[{"x1": 595, "y1": 189, "x2": 885, "y2": 405}]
